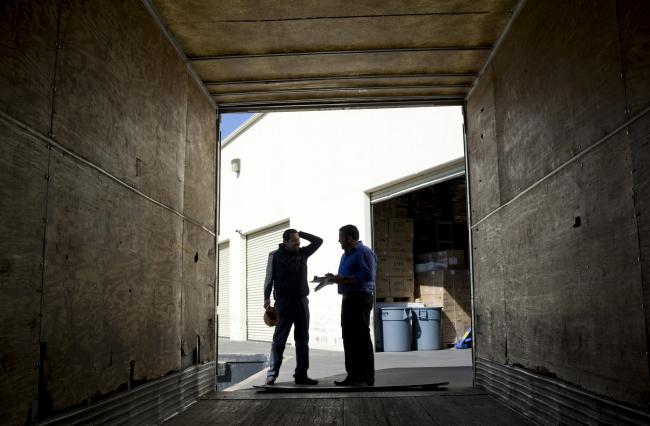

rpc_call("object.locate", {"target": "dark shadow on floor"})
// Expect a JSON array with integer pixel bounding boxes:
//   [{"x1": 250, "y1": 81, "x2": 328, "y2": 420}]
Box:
[{"x1": 271, "y1": 366, "x2": 473, "y2": 389}]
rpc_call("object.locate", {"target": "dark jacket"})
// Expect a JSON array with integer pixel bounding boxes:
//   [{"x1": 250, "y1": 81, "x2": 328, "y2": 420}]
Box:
[{"x1": 263, "y1": 231, "x2": 323, "y2": 300}]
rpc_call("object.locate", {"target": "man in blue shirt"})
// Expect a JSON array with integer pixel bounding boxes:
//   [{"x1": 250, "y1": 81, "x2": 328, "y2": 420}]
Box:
[{"x1": 327, "y1": 224, "x2": 377, "y2": 386}]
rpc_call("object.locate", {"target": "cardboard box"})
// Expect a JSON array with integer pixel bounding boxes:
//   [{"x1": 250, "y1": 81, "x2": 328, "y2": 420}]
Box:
[
  {"x1": 418, "y1": 284, "x2": 442, "y2": 295},
  {"x1": 374, "y1": 218, "x2": 389, "y2": 234},
  {"x1": 388, "y1": 238, "x2": 413, "y2": 253},
  {"x1": 389, "y1": 258, "x2": 413, "y2": 275},
  {"x1": 415, "y1": 269, "x2": 445, "y2": 287},
  {"x1": 420, "y1": 293, "x2": 444, "y2": 307},
  {"x1": 418, "y1": 250, "x2": 465, "y2": 269},
  {"x1": 375, "y1": 274, "x2": 390, "y2": 298},
  {"x1": 418, "y1": 280, "x2": 444, "y2": 307},
  {"x1": 373, "y1": 235, "x2": 389, "y2": 253},
  {"x1": 389, "y1": 218, "x2": 414, "y2": 237},
  {"x1": 374, "y1": 199, "x2": 409, "y2": 218},
  {"x1": 392, "y1": 204, "x2": 410, "y2": 218},
  {"x1": 389, "y1": 274, "x2": 414, "y2": 297},
  {"x1": 375, "y1": 252, "x2": 390, "y2": 273},
  {"x1": 443, "y1": 270, "x2": 470, "y2": 303}
]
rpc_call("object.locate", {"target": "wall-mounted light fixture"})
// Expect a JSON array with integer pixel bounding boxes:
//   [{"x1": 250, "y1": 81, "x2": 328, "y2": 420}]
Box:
[{"x1": 231, "y1": 158, "x2": 241, "y2": 177}]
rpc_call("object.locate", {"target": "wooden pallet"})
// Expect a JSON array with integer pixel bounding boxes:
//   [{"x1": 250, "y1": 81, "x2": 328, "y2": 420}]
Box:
[{"x1": 376, "y1": 296, "x2": 414, "y2": 303}]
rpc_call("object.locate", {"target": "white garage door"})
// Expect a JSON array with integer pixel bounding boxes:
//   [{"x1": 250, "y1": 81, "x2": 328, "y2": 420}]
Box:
[
  {"x1": 246, "y1": 221, "x2": 289, "y2": 342},
  {"x1": 217, "y1": 241, "x2": 230, "y2": 338}
]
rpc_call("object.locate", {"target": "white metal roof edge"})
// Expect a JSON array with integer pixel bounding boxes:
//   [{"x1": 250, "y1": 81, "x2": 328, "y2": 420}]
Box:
[
  {"x1": 239, "y1": 217, "x2": 291, "y2": 237},
  {"x1": 366, "y1": 157, "x2": 466, "y2": 203},
  {"x1": 221, "y1": 113, "x2": 267, "y2": 148}
]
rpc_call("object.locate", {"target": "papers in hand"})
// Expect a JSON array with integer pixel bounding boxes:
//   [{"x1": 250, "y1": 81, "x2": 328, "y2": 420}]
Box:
[{"x1": 311, "y1": 275, "x2": 335, "y2": 292}]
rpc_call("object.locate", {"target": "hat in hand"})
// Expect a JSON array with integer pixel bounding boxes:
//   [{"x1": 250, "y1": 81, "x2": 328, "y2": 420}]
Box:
[{"x1": 263, "y1": 306, "x2": 278, "y2": 327}]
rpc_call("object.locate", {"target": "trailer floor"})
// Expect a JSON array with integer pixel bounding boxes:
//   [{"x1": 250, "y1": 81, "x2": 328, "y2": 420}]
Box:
[{"x1": 165, "y1": 387, "x2": 531, "y2": 425}]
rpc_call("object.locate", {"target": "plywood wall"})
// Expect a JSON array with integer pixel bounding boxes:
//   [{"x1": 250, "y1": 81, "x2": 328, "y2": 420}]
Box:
[
  {"x1": 0, "y1": 1, "x2": 217, "y2": 423},
  {"x1": 466, "y1": 0, "x2": 650, "y2": 407}
]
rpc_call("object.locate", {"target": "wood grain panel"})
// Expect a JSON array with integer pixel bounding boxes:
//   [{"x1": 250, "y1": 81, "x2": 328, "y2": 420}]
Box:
[
  {"x1": 618, "y1": 0, "x2": 650, "y2": 115},
  {"x1": 466, "y1": 63, "x2": 499, "y2": 224},
  {"x1": 53, "y1": 0, "x2": 188, "y2": 211},
  {"x1": 491, "y1": 0, "x2": 626, "y2": 203},
  {"x1": 0, "y1": 0, "x2": 57, "y2": 134},
  {"x1": 495, "y1": 135, "x2": 648, "y2": 405},
  {"x1": 181, "y1": 221, "x2": 216, "y2": 364},
  {"x1": 0, "y1": 119, "x2": 49, "y2": 425},
  {"x1": 41, "y1": 149, "x2": 183, "y2": 411},
  {"x1": 183, "y1": 74, "x2": 216, "y2": 229},
  {"x1": 629, "y1": 114, "x2": 650, "y2": 371},
  {"x1": 471, "y1": 211, "x2": 507, "y2": 364}
]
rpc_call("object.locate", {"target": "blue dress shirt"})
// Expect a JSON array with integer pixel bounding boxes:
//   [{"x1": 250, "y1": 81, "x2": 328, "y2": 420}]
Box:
[{"x1": 337, "y1": 241, "x2": 377, "y2": 294}]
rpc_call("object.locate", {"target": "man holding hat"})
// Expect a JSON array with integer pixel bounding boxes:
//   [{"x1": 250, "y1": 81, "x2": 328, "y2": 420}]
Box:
[{"x1": 263, "y1": 229, "x2": 322, "y2": 385}]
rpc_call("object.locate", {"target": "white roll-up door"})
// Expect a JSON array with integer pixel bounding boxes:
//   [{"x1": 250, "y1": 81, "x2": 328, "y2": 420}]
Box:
[
  {"x1": 217, "y1": 241, "x2": 230, "y2": 338},
  {"x1": 246, "y1": 221, "x2": 289, "y2": 342}
]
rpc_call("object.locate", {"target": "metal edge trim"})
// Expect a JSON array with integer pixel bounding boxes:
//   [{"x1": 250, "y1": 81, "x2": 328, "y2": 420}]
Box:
[
  {"x1": 465, "y1": 0, "x2": 528, "y2": 101},
  {"x1": 141, "y1": 0, "x2": 218, "y2": 112},
  {"x1": 475, "y1": 357, "x2": 650, "y2": 424},
  {"x1": 38, "y1": 362, "x2": 215, "y2": 425}
]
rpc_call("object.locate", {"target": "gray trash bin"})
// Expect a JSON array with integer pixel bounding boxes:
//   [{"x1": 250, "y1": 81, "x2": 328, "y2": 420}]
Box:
[
  {"x1": 411, "y1": 307, "x2": 441, "y2": 350},
  {"x1": 380, "y1": 307, "x2": 411, "y2": 352}
]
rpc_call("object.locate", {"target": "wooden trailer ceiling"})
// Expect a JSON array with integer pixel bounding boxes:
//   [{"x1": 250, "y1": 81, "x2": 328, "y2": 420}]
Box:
[{"x1": 151, "y1": 0, "x2": 518, "y2": 112}]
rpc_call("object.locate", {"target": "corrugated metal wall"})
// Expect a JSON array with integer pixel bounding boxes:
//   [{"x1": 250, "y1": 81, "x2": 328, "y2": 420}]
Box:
[
  {"x1": 246, "y1": 222, "x2": 288, "y2": 342},
  {"x1": 217, "y1": 242, "x2": 230, "y2": 338}
]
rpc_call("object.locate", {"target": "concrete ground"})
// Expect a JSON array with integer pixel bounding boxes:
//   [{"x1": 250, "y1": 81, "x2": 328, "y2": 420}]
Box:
[{"x1": 218, "y1": 338, "x2": 473, "y2": 391}]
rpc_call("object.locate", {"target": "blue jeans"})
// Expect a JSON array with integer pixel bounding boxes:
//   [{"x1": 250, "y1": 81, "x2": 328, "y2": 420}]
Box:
[{"x1": 267, "y1": 296, "x2": 310, "y2": 379}]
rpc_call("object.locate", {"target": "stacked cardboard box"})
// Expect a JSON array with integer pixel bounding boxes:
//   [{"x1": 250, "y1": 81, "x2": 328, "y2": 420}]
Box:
[
  {"x1": 374, "y1": 219, "x2": 390, "y2": 297},
  {"x1": 440, "y1": 270, "x2": 471, "y2": 346},
  {"x1": 414, "y1": 250, "x2": 470, "y2": 346},
  {"x1": 414, "y1": 268, "x2": 444, "y2": 307},
  {"x1": 374, "y1": 197, "x2": 410, "y2": 219},
  {"x1": 374, "y1": 215, "x2": 414, "y2": 298},
  {"x1": 417, "y1": 250, "x2": 465, "y2": 270},
  {"x1": 387, "y1": 218, "x2": 414, "y2": 297}
]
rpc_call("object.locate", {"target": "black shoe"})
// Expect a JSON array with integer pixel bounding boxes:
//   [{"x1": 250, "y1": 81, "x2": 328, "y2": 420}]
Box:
[
  {"x1": 334, "y1": 377, "x2": 352, "y2": 386},
  {"x1": 265, "y1": 377, "x2": 276, "y2": 385},
  {"x1": 295, "y1": 376, "x2": 318, "y2": 385},
  {"x1": 335, "y1": 377, "x2": 372, "y2": 386}
]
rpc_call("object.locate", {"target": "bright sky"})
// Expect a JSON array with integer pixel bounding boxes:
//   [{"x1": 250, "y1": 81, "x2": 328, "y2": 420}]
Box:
[{"x1": 220, "y1": 113, "x2": 254, "y2": 140}]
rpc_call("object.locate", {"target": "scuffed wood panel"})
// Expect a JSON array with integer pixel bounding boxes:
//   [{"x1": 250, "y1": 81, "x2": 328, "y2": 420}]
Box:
[
  {"x1": 497, "y1": 135, "x2": 648, "y2": 405},
  {"x1": 41, "y1": 149, "x2": 183, "y2": 411},
  {"x1": 629, "y1": 115, "x2": 650, "y2": 363},
  {"x1": 53, "y1": 0, "x2": 188, "y2": 211},
  {"x1": 0, "y1": 0, "x2": 57, "y2": 134},
  {"x1": 491, "y1": 0, "x2": 626, "y2": 203},
  {"x1": 181, "y1": 222, "x2": 216, "y2": 364},
  {"x1": 0, "y1": 120, "x2": 49, "y2": 425},
  {"x1": 466, "y1": 63, "x2": 500, "y2": 224},
  {"x1": 618, "y1": 0, "x2": 650, "y2": 116},
  {"x1": 472, "y1": 214, "x2": 507, "y2": 364},
  {"x1": 183, "y1": 75, "x2": 216, "y2": 229}
]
